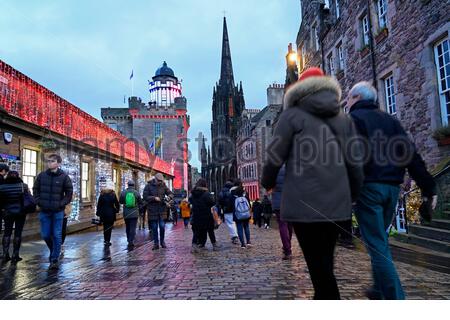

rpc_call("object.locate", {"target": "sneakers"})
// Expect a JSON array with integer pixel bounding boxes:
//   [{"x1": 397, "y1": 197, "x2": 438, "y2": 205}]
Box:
[
  {"x1": 365, "y1": 287, "x2": 382, "y2": 300},
  {"x1": 282, "y1": 253, "x2": 292, "y2": 261},
  {"x1": 104, "y1": 241, "x2": 112, "y2": 247},
  {"x1": 240, "y1": 245, "x2": 246, "y2": 249},
  {"x1": 246, "y1": 242, "x2": 253, "y2": 247},
  {"x1": 152, "y1": 244, "x2": 160, "y2": 251},
  {"x1": 212, "y1": 243, "x2": 221, "y2": 251},
  {"x1": 160, "y1": 242, "x2": 167, "y2": 249},
  {"x1": 231, "y1": 237, "x2": 239, "y2": 245},
  {"x1": 127, "y1": 243, "x2": 135, "y2": 250},
  {"x1": 191, "y1": 244, "x2": 200, "y2": 253}
]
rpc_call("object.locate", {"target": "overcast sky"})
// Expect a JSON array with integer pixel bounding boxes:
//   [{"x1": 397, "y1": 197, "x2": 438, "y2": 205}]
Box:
[{"x1": 0, "y1": 0, "x2": 301, "y2": 169}]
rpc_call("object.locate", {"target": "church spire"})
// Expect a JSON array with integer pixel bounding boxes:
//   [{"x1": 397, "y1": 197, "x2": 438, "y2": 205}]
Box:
[{"x1": 220, "y1": 17, "x2": 234, "y2": 87}]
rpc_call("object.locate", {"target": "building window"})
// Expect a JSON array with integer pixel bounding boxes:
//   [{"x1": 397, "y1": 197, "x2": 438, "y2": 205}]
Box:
[
  {"x1": 324, "y1": 0, "x2": 330, "y2": 8},
  {"x1": 266, "y1": 119, "x2": 271, "y2": 126},
  {"x1": 335, "y1": 0, "x2": 340, "y2": 19},
  {"x1": 337, "y1": 43, "x2": 345, "y2": 70},
  {"x1": 22, "y1": 148, "x2": 38, "y2": 193},
  {"x1": 154, "y1": 122, "x2": 163, "y2": 158},
  {"x1": 81, "y1": 161, "x2": 91, "y2": 201},
  {"x1": 434, "y1": 37, "x2": 450, "y2": 125},
  {"x1": 361, "y1": 15, "x2": 370, "y2": 46},
  {"x1": 377, "y1": 0, "x2": 388, "y2": 29},
  {"x1": 299, "y1": 43, "x2": 305, "y2": 71},
  {"x1": 327, "y1": 53, "x2": 335, "y2": 76},
  {"x1": 312, "y1": 24, "x2": 320, "y2": 51},
  {"x1": 384, "y1": 75, "x2": 396, "y2": 115}
]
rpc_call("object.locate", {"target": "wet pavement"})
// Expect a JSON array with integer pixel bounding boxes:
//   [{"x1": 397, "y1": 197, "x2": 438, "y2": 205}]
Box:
[{"x1": 1, "y1": 221, "x2": 449, "y2": 300}]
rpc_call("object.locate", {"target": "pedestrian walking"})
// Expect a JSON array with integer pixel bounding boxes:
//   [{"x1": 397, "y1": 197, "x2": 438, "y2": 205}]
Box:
[
  {"x1": 347, "y1": 81, "x2": 437, "y2": 300},
  {"x1": 0, "y1": 171, "x2": 32, "y2": 263},
  {"x1": 119, "y1": 180, "x2": 143, "y2": 250},
  {"x1": 218, "y1": 181, "x2": 239, "y2": 244},
  {"x1": 180, "y1": 198, "x2": 191, "y2": 229},
  {"x1": 261, "y1": 195, "x2": 273, "y2": 229},
  {"x1": 189, "y1": 178, "x2": 219, "y2": 252},
  {"x1": 262, "y1": 68, "x2": 364, "y2": 299},
  {"x1": 143, "y1": 173, "x2": 174, "y2": 250},
  {"x1": 0, "y1": 163, "x2": 9, "y2": 235},
  {"x1": 272, "y1": 165, "x2": 294, "y2": 260},
  {"x1": 96, "y1": 181, "x2": 120, "y2": 246},
  {"x1": 231, "y1": 179, "x2": 252, "y2": 249},
  {"x1": 138, "y1": 201, "x2": 147, "y2": 230},
  {"x1": 33, "y1": 154, "x2": 73, "y2": 270},
  {"x1": 251, "y1": 198, "x2": 262, "y2": 228}
]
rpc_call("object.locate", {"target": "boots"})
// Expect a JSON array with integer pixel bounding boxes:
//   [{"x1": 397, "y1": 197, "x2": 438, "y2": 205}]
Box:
[
  {"x1": 11, "y1": 237, "x2": 22, "y2": 263},
  {"x1": 2, "y1": 236, "x2": 11, "y2": 262}
]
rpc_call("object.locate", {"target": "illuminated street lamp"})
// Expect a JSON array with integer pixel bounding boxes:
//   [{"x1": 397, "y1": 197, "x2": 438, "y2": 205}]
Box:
[{"x1": 285, "y1": 43, "x2": 299, "y2": 88}]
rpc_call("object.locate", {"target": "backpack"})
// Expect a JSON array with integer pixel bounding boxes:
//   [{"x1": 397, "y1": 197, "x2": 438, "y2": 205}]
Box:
[
  {"x1": 125, "y1": 191, "x2": 137, "y2": 208},
  {"x1": 234, "y1": 196, "x2": 251, "y2": 220}
]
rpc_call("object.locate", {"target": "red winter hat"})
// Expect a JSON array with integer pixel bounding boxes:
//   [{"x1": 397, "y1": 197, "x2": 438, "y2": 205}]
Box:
[{"x1": 299, "y1": 67, "x2": 325, "y2": 81}]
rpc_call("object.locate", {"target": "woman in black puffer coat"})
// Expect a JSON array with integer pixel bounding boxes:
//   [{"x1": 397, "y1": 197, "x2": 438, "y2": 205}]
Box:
[
  {"x1": 0, "y1": 171, "x2": 30, "y2": 263},
  {"x1": 189, "y1": 179, "x2": 218, "y2": 252},
  {"x1": 96, "y1": 183, "x2": 120, "y2": 246}
]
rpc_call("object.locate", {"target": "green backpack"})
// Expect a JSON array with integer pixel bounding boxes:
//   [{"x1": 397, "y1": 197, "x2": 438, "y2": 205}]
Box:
[{"x1": 125, "y1": 191, "x2": 137, "y2": 208}]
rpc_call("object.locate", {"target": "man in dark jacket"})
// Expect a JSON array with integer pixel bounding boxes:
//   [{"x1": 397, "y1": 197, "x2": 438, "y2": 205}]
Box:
[
  {"x1": 0, "y1": 163, "x2": 9, "y2": 235},
  {"x1": 348, "y1": 81, "x2": 437, "y2": 300},
  {"x1": 252, "y1": 198, "x2": 262, "y2": 228},
  {"x1": 218, "y1": 181, "x2": 239, "y2": 244},
  {"x1": 33, "y1": 154, "x2": 73, "y2": 270},
  {"x1": 262, "y1": 68, "x2": 364, "y2": 299},
  {"x1": 143, "y1": 173, "x2": 173, "y2": 250},
  {"x1": 119, "y1": 180, "x2": 143, "y2": 250}
]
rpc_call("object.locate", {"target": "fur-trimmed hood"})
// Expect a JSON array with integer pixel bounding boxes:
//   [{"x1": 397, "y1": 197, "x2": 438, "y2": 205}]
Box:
[{"x1": 283, "y1": 76, "x2": 342, "y2": 118}]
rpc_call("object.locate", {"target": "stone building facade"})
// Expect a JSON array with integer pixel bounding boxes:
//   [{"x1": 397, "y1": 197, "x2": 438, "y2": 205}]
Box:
[
  {"x1": 0, "y1": 59, "x2": 173, "y2": 238},
  {"x1": 201, "y1": 17, "x2": 246, "y2": 195},
  {"x1": 295, "y1": 0, "x2": 450, "y2": 215},
  {"x1": 101, "y1": 62, "x2": 190, "y2": 195},
  {"x1": 296, "y1": 0, "x2": 450, "y2": 165}
]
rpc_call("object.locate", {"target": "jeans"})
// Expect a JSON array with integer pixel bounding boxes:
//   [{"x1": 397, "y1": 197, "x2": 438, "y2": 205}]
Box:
[
  {"x1": 224, "y1": 213, "x2": 238, "y2": 238},
  {"x1": 103, "y1": 221, "x2": 114, "y2": 243},
  {"x1": 150, "y1": 217, "x2": 166, "y2": 245},
  {"x1": 354, "y1": 183, "x2": 405, "y2": 300},
  {"x1": 292, "y1": 222, "x2": 340, "y2": 300},
  {"x1": 183, "y1": 217, "x2": 190, "y2": 227},
  {"x1": 39, "y1": 211, "x2": 64, "y2": 263},
  {"x1": 125, "y1": 218, "x2": 138, "y2": 244},
  {"x1": 275, "y1": 210, "x2": 293, "y2": 255},
  {"x1": 236, "y1": 220, "x2": 250, "y2": 246}
]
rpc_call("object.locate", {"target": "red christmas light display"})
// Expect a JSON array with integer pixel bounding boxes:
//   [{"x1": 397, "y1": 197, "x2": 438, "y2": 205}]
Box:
[{"x1": 0, "y1": 60, "x2": 172, "y2": 176}]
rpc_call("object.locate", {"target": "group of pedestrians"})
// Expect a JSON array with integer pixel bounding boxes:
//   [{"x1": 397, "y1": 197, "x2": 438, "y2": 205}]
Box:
[{"x1": 262, "y1": 67, "x2": 437, "y2": 300}]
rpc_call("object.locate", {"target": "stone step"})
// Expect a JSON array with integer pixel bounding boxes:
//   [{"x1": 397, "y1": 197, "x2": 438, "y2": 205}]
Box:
[
  {"x1": 393, "y1": 232, "x2": 450, "y2": 253},
  {"x1": 408, "y1": 224, "x2": 450, "y2": 242},
  {"x1": 425, "y1": 219, "x2": 450, "y2": 231}
]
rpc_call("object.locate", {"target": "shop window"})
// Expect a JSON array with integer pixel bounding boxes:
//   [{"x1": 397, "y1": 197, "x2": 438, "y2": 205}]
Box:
[{"x1": 22, "y1": 148, "x2": 38, "y2": 193}]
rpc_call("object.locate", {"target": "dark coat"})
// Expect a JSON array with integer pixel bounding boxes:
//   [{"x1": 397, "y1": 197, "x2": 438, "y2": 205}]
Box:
[
  {"x1": 252, "y1": 201, "x2": 262, "y2": 219},
  {"x1": 261, "y1": 76, "x2": 364, "y2": 223},
  {"x1": 349, "y1": 100, "x2": 436, "y2": 197},
  {"x1": 189, "y1": 187, "x2": 215, "y2": 229},
  {"x1": 0, "y1": 176, "x2": 29, "y2": 216},
  {"x1": 261, "y1": 197, "x2": 273, "y2": 219},
  {"x1": 218, "y1": 182, "x2": 234, "y2": 213},
  {"x1": 271, "y1": 165, "x2": 285, "y2": 211},
  {"x1": 143, "y1": 179, "x2": 173, "y2": 221},
  {"x1": 96, "y1": 190, "x2": 120, "y2": 223},
  {"x1": 119, "y1": 187, "x2": 143, "y2": 220},
  {"x1": 33, "y1": 168, "x2": 73, "y2": 213}
]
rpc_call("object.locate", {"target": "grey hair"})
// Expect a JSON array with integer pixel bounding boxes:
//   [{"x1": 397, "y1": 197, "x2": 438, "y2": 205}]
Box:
[{"x1": 349, "y1": 81, "x2": 377, "y2": 102}]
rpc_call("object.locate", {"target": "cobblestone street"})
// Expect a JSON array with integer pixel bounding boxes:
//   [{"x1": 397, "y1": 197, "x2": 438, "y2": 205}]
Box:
[{"x1": 1, "y1": 222, "x2": 449, "y2": 300}]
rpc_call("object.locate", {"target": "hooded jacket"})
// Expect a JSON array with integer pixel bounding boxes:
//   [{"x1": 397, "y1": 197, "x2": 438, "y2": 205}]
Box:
[
  {"x1": 218, "y1": 182, "x2": 234, "y2": 213},
  {"x1": 119, "y1": 187, "x2": 143, "y2": 220},
  {"x1": 96, "y1": 189, "x2": 120, "y2": 223},
  {"x1": 0, "y1": 176, "x2": 29, "y2": 215},
  {"x1": 33, "y1": 168, "x2": 73, "y2": 213},
  {"x1": 189, "y1": 186, "x2": 215, "y2": 229},
  {"x1": 143, "y1": 178, "x2": 174, "y2": 221},
  {"x1": 261, "y1": 76, "x2": 364, "y2": 223}
]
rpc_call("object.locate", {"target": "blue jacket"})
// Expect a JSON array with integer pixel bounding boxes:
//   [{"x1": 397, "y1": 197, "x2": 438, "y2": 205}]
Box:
[{"x1": 349, "y1": 100, "x2": 436, "y2": 196}]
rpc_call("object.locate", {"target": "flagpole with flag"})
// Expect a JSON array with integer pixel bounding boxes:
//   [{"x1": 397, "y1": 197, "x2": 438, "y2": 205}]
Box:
[{"x1": 130, "y1": 69, "x2": 134, "y2": 96}]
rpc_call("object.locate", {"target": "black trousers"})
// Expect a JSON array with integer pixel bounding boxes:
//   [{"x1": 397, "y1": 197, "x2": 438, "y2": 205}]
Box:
[
  {"x1": 61, "y1": 217, "x2": 68, "y2": 244},
  {"x1": 3, "y1": 214, "x2": 26, "y2": 238},
  {"x1": 103, "y1": 221, "x2": 114, "y2": 243},
  {"x1": 193, "y1": 226, "x2": 216, "y2": 246},
  {"x1": 292, "y1": 222, "x2": 340, "y2": 300},
  {"x1": 125, "y1": 218, "x2": 138, "y2": 244},
  {"x1": 263, "y1": 215, "x2": 271, "y2": 227}
]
